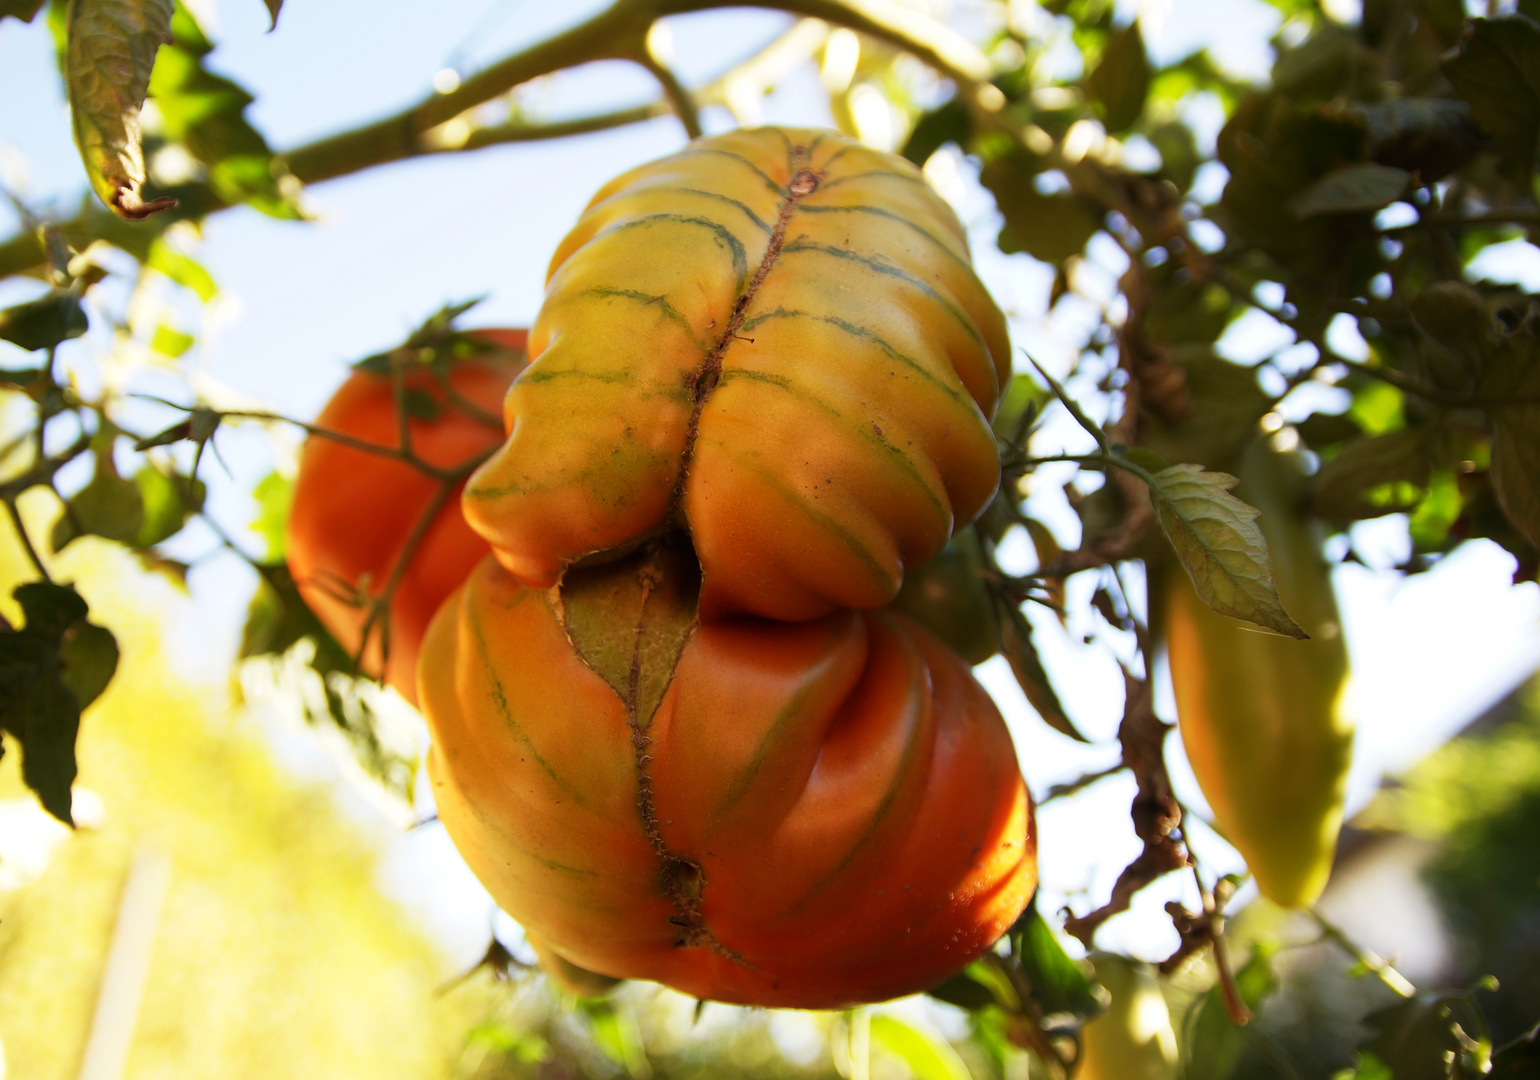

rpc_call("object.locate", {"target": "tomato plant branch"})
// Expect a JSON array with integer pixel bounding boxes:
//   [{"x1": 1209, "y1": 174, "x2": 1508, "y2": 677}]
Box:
[
  {"x1": 4, "y1": 497, "x2": 52, "y2": 583},
  {"x1": 1308, "y1": 906, "x2": 1417, "y2": 999}
]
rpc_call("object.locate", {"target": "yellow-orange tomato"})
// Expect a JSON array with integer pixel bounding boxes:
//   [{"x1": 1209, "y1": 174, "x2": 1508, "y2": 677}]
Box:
[
  {"x1": 286, "y1": 330, "x2": 526, "y2": 703},
  {"x1": 464, "y1": 127, "x2": 1011, "y2": 622},
  {"x1": 419, "y1": 554, "x2": 1037, "y2": 1008}
]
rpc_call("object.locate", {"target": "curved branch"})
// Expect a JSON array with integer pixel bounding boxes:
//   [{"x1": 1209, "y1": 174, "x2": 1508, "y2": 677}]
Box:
[{"x1": 0, "y1": 0, "x2": 994, "y2": 281}]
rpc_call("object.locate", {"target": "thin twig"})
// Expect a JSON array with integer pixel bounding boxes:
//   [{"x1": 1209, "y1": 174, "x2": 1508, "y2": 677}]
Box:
[
  {"x1": 4, "y1": 499, "x2": 52, "y2": 582},
  {"x1": 1309, "y1": 907, "x2": 1417, "y2": 998}
]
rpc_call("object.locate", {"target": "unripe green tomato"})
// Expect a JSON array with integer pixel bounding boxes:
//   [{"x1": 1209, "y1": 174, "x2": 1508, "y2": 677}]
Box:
[
  {"x1": 1078, "y1": 954, "x2": 1177, "y2": 1080},
  {"x1": 890, "y1": 529, "x2": 998, "y2": 666}
]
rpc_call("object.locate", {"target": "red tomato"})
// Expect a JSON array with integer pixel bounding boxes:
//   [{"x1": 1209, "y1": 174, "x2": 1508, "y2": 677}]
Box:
[
  {"x1": 419, "y1": 553, "x2": 1038, "y2": 1008},
  {"x1": 286, "y1": 330, "x2": 526, "y2": 703}
]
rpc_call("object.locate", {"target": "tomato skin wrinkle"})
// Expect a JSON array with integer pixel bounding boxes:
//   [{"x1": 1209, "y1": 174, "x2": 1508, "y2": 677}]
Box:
[
  {"x1": 420, "y1": 554, "x2": 1038, "y2": 1009},
  {"x1": 463, "y1": 126, "x2": 1012, "y2": 624}
]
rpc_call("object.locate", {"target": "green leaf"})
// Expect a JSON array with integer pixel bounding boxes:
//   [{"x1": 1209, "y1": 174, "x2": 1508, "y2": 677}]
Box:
[
  {"x1": 249, "y1": 469, "x2": 292, "y2": 562},
  {"x1": 901, "y1": 96, "x2": 970, "y2": 166},
  {"x1": 927, "y1": 961, "x2": 1010, "y2": 1011},
  {"x1": 238, "y1": 562, "x2": 416, "y2": 800},
  {"x1": 59, "y1": 620, "x2": 120, "y2": 711},
  {"x1": 870, "y1": 1013, "x2": 973, "y2": 1080},
  {"x1": 1353, "y1": 990, "x2": 1492, "y2": 1080},
  {"x1": 147, "y1": 9, "x2": 296, "y2": 217},
  {"x1": 1010, "y1": 899, "x2": 1102, "y2": 1019},
  {"x1": 66, "y1": 0, "x2": 179, "y2": 219},
  {"x1": 133, "y1": 460, "x2": 203, "y2": 546},
  {"x1": 0, "y1": 292, "x2": 90, "y2": 352},
  {"x1": 981, "y1": 159, "x2": 1102, "y2": 266},
  {"x1": 149, "y1": 323, "x2": 195, "y2": 358},
  {"x1": 891, "y1": 531, "x2": 998, "y2": 665},
  {"x1": 1443, "y1": 15, "x2": 1540, "y2": 190},
  {"x1": 1086, "y1": 21, "x2": 1150, "y2": 134},
  {"x1": 1144, "y1": 463, "x2": 1308, "y2": 638},
  {"x1": 1313, "y1": 429, "x2": 1432, "y2": 521},
  {"x1": 0, "y1": 582, "x2": 117, "y2": 825},
  {"x1": 1, "y1": 0, "x2": 45, "y2": 22},
  {"x1": 1357, "y1": 98, "x2": 1484, "y2": 183},
  {"x1": 260, "y1": 0, "x2": 280, "y2": 30},
  {"x1": 996, "y1": 599, "x2": 1087, "y2": 741},
  {"x1": 1290, "y1": 163, "x2": 1411, "y2": 217},
  {"x1": 147, "y1": 237, "x2": 216, "y2": 301},
  {"x1": 558, "y1": 537, "x2": 699, "y2": 729},
  {"x1": 52, "y1": 440, "x2": 146, "y2": 552},
  {"x1": 1182, "y1": 942, "x2": 1279, "y2": 1080},
  {"x1": 1478, "y1": 312, "x2": 1540, "y2": 548}
]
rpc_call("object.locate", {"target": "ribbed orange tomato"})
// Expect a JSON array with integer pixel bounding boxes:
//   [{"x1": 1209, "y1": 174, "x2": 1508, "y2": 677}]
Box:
[
  {"x1": 464, "y1": 127, "x2": 1011, "y2": 622},
  {"x1": 419, "y1": 548, "x2": 1037, "y2": 1008},
  {"x1": 286, "y1": 330, "x2": 526, "y2": 703}
]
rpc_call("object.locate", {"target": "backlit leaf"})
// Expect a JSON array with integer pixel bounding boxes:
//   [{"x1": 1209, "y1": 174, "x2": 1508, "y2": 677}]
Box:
[
  {"x1": 1182, "y1": 943, "x2": 1280, "y2": 1080},
  {"x1": 1145, "y1": 463, "x2": 1307, "y2": 638},
  {"x1": 66, "y1": 0, "x2": 179, "y2": 219},
  {"x1": 1010, "y1": 899, "x2": 1102, "y2": 1019},
  {"x1": 147, "y1": 237, "x2": 217, "y2": 301},
  {"x1": 870, "y1": 1013, "x2": 972, "y2": 1080},
  {"x1": 559, "y1": 537, "x2": 699, "y2": 728},
  {"x1": 52, "y1": 440, "x2": 146, "y2": 551},
  {"x1": 997, "y1": 599, "x2": 1086, "y2": 740}
]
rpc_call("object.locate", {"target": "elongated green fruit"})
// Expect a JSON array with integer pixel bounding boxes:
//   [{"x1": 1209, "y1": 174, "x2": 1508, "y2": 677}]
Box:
[
  {"x1": 1158, "y1": 438, "x2": 1353, "y2": 908},
  {"x1": 1079, "y1": 954, "x2": 1177, "y2": 1080}
]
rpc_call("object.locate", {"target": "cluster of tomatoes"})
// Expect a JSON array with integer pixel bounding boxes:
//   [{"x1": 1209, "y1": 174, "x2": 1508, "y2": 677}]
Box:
[{"x1": 287, "y1": 128, "x2": 1039, "y2": 1008}]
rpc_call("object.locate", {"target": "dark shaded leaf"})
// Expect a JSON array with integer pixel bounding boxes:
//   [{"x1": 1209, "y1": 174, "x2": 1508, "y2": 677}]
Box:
[
  {"x1": 0, "y1": 0, "x2": 45, "y2": 23},
  {"x1": 1313, "y1": 429, "x2": 1432, "y2": 520},
  {"x1": 927, "y1": 962, "x2": 1008, "y2": 1010},
  {"x1": 1181, "y1": 942, "x2": 1280, "y2": 1080},
  {"x1": 1011, "y1": 898, "x2": 1103, "y2": 1019},
  {"x1": 260, "y1": 0, "x2": 280, "y2": 30},
  {"x1": 1354, "y1": 989, "x2": 1492, "y2": 1080},
  {"x1": 1444, "y1": 15, "x2": 1540, "y2": 189},
  {"x1": 559, "y1": 537, "x2": 699, "y2": 729},
  {"x1": 0, "y1": 293, "x2": 89, "y2": 351},
  {"x1": 901, "y1": 96, "x2": 970, "y2": 166},
  {"x1": 1291, "y1": 163, "x2": 1410, "y2": 217},
  {"x1": 1491, "y1": 1024, "x2": 1540, "y2": 1079},
  {"x1": 52, "y1": 439, "x2": 146, "y2": 551},
  {"x1": 1357, "y1": 98, "x2": 1485, "y2": 182},
  {"x1": 1478, "y1": 310, "x2": 1540, "y2": 547},
  {"x1": 1145, "y1": 463, "x2": 1307, "y2": 638},
  {"x1": 66, "y1": 0, "x2": 179, "y2": 219},
  {"x1": 1086, "y1": 21, "x2": 1150, "y2": 134},
  {"x1": 981, "y1": 159, "x2": 1102, "y2": 266},
  {"x1": 891, "y1": 530, "x2": 997, "y2": 665},
  {"x1": 0, "y1": 582, "x2": 117, "y2": 825},
  {"x1": 996, "y1": 599, "x2": 1086, "y2": 740}
]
